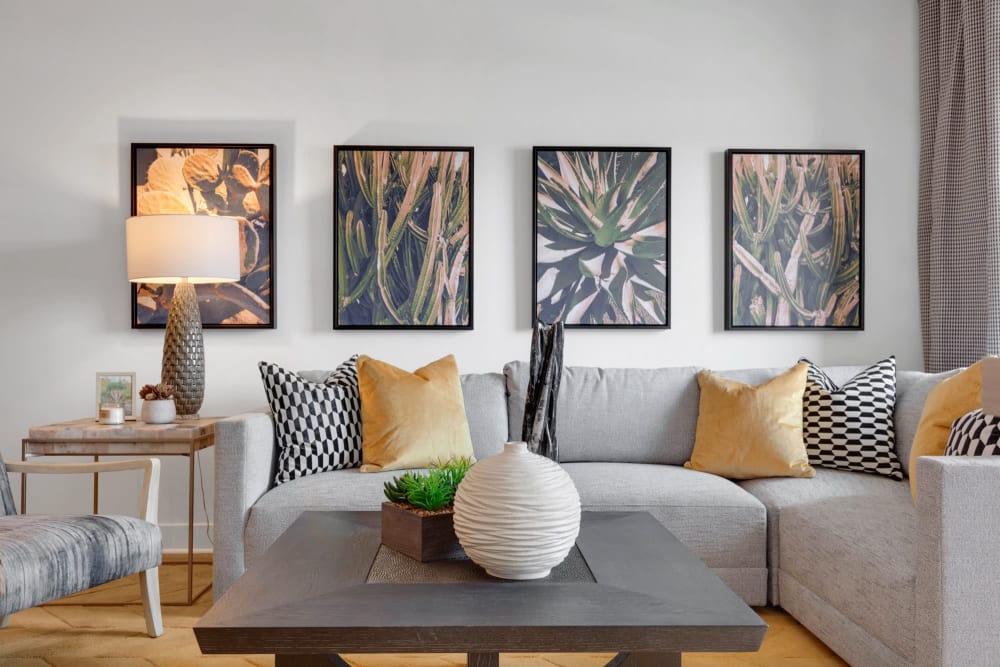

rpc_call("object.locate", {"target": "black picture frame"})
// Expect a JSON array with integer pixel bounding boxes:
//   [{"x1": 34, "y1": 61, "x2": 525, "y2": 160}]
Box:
[
  {"x1": 533, "y1": 146, "x2": 671, "y2": 329},
  {"x1": 333, "y1": 145, "x2": 474, "y2": 330},
  {"x1": 130, "y1": 142, "x2": 276, "y2": 329},
  {"x1": 725, "y1": 149, "x2": 864, "y2": 330}
]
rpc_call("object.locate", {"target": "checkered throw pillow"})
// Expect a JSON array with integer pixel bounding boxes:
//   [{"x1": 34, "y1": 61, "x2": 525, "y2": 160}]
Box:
[
  {"x1": 259, "y1": 357, "x2": 362, "y2": 485},
  {"x1": 946, "y1": 409, "x2": 1000, "y2": 456},
  {"x1": 800, "y1": 357, "x2": 903, "y2": 479}
]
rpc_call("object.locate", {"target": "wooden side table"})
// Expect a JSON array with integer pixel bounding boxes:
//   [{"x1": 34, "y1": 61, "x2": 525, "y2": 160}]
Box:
[{"x1": 21, "y1": 417, "x2": 219, "y2": 605}]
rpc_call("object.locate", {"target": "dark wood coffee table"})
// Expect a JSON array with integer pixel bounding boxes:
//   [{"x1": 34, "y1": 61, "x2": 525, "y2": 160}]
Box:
[{"x1": 195, "y1": 511, "x2": 765, "y2": 666}]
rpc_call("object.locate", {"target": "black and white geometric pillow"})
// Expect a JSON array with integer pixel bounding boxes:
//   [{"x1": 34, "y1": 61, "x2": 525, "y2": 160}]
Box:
[
  {"x1": 258, "y1": 356, "x2": 362, "y2": 485},
  {"x1": 800, "y1": 357, "x2": 903, "y2": 480},
  {"x1": 946, "y1": 409, "x2": 1000, "y2": 456}
]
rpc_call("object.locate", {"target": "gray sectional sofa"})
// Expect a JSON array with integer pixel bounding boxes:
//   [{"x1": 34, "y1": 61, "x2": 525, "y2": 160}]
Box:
[{"x1": 214, "y1": 361, "x2": 1000, "y2": 667}]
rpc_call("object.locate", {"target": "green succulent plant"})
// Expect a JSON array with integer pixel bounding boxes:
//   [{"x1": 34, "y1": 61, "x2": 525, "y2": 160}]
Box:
[
  {"x1": 535, "y1": 149, "x2": 668, "y2": 325},
  {"x1": 729, "y1": 152, "x2": 862, "y2": 327},
  {"x1": 382, "y1": 457, "x2": 474, "y2": 512}
]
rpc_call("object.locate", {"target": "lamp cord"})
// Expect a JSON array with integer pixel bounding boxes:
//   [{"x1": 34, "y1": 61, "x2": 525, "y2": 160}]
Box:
[{"x1": 196, "y1": 450, "x2": 214, "y2": 548}]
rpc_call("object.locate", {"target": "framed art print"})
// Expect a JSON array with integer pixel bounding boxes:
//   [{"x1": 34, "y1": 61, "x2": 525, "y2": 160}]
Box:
[
  {"x1": 334, "y1": 145, "x2": 473, "y2": 329},
  {"x1": 95, "y1": 372, "x2": 137, "y2": 420},
  {"x1": 725, "y1": 149, "x2": 863, "y2": 330},
  {"x1": 131, "y1": 143, "x2": 275, "y2": 328},
  {"x1": 534, "y1": 147, "x2": 670, "y2": 328}
]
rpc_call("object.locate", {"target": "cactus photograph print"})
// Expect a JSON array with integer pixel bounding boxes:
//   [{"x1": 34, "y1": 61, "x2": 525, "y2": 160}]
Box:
[
  {"x1": 130, "y1": 143, "x2": 274, "y2": 329},
  {"x1": 534, "y1": 147, "x2": 670, "y2": 328},
  {"x1": 725, "y1": 149, "x2": 864, "y2": 330},
  {"x1": 334, "y1": 146, "x2": 473, "y2": 329}
]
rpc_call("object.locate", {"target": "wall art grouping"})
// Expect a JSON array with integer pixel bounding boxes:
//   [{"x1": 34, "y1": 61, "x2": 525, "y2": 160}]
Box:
[
  {"x1": 333, "y1": 146, "x2": 473, "y2": 329},
  {"x1": 725, "y1": 149, "x2": 864, "y2": 330},
  {"x1": 131, "y1": 143, "x2": 275, "y2": 328},
  {"x1": 127, "y1": 141, "x2": 864, "y2": 333},
  {"x1": 534, "y1": 147, "x2": 671, "y2": 328}
]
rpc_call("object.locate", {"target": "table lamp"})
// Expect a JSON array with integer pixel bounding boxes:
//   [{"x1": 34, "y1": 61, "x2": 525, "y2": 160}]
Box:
[{"x1": 126, "y1": 214, "x2": 240, "y2": 419}]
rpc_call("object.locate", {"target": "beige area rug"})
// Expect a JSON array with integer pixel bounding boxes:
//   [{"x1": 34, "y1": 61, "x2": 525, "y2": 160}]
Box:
[{"x1": 0, "y1": 562, "x2": 845, "y2": 666}]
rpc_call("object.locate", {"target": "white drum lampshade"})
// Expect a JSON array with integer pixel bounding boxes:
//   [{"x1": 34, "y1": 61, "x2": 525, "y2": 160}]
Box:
[
  {"x1": 125, "y1": 214, "x2": 240, "y2": 419},
  {"x1": 126, "y1": 215, "x2": 240, "y2": 284}
]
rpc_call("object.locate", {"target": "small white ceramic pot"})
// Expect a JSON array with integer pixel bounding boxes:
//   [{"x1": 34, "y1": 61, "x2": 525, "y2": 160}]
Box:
[
  {"x1": 142, "y1": 399, "x2": 176, "y2": 424},
  {"x1": 453, "y1": 441, "x2": 581, "y2": 580}
]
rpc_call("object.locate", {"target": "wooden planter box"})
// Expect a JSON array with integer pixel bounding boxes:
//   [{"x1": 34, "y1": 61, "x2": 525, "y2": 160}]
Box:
[{"x1": 380, "y1": 501, "x2": 464, "y2": 562}]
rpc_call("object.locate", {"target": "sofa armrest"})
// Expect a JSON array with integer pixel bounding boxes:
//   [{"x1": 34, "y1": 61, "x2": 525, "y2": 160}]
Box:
[
  {"x1": 213, "y1": 410, "x2": 276, "y2": 600},
  {"x1": 915, "y1": 456, "x2": 1000, "y2": 667}
]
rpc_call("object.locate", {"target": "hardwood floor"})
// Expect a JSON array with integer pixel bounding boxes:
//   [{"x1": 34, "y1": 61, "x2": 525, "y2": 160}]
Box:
[{"x1": 0, "y1": 560, "x2": 846, "y2": 666}]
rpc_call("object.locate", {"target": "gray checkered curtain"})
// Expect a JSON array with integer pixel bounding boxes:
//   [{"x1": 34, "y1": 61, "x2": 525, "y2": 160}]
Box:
[{"x1": 919, "y1": 0, "x2": 1000, "y2": 372}]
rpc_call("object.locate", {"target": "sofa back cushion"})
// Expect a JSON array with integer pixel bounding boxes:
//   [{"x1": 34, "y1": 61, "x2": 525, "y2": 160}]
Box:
[
  {"x1": 504, "y1": 361, "x2": 701, "y2": 464},
  {"x1": 299, "y1": 369, "x2": 508, "y2": 464},
  {"x1": 457, "y1": 372, "x2": 509, "y2": 460},
  {"x1": 895, "y1": 369, "x2": 959, "y2": 477}
]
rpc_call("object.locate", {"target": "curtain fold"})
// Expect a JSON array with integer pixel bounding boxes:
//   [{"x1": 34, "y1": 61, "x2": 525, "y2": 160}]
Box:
[{"x1": 919, "y1": 0, "x2": 1000, "y2": 372}]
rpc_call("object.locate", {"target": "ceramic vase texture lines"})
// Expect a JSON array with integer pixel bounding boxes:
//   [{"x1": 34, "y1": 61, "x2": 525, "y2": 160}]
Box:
[
  {"x1": 453, "y1": 441, "x2": 581, "y2": 580},
  {"x1": 162, "y1": 280, "x2": 205, "y2": 418}
]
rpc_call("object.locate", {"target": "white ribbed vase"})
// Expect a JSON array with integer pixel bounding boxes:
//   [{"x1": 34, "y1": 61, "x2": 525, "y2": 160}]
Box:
[{"x1": 453, "y1": 441, "x2": 581, "y2": 580}]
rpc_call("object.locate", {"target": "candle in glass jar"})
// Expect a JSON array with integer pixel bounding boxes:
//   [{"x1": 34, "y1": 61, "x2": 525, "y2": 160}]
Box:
[{"x1": 99, "y1": 405, "x2": 125, "y2": 425}]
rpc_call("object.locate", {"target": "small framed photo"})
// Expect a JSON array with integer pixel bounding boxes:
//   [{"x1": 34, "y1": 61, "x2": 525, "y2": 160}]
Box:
[
  {"x1": 334, "y1": 145, "x2": 474, "y2": 329},
  {"x1": 534, "y1": 147, "x2": 670, "y2": 328},
  {"x1": 725, "y1": 149, "x2": 864, "y2": 329},
  {"x1": 95, "y1": 372, "x2": 137, "y2": 421}
]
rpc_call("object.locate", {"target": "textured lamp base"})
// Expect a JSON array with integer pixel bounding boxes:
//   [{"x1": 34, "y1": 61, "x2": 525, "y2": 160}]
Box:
[{"x1": 162, "y1": 281, "x2": 205, "y2": 419}]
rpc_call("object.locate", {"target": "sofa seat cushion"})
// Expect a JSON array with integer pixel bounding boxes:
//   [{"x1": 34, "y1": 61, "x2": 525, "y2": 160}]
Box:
[
  {"x1": 0, "y1": 514, "x2": 162, "y2": 616},
  {"x1": 780, "y1": 494, "x2": 916, "y2": 661},
  {"x1": 245, "y1": 468, "x2": 416, "y2": 567},
  {"x1": 740, "y1": 467, "x2": 908, "y2": 602},
  {"x1": 562, "y1": 463, "x2": 766, "y2": 571}
]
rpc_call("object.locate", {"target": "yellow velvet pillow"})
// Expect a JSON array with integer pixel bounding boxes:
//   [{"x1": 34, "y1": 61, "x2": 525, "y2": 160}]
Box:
[
  {"x1": 685, "y1": 362, "x2": 815, "y2": 480},
  {"x1": 357, "y1": 354, "x2": 475, "y2": 473},
  {"x1": 908, "y1": 360, "x2": 982, "y2": 502}
]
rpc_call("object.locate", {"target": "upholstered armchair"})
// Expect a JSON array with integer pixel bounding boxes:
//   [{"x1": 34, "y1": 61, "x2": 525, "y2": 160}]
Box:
[{"x1": 0, "y1": 457, "x2": 163, "y2": 637}]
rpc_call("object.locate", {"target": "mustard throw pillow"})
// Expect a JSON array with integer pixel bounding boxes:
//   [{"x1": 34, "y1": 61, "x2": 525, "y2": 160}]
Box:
[
  {"x1": 685, "y1": 362, "x2": 815, "y2": 480},
  {"x1": 908, "y1": 360, "x2": 982, "y2": 502},
  {"x1": 357, "y1": 354, "x2": 475, "y2": 473}
]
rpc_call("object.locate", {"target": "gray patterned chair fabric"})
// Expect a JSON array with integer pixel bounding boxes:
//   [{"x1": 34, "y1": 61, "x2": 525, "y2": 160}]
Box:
[
  {"x1": 0, "y1": 458, "x2": 16, "y2": 516},
  {"x1": 0, "y1": 514, "x2": 161, "y2": 616},
  {"x1": 0, "y1": 457, "x2": 163, "y2": 637}
]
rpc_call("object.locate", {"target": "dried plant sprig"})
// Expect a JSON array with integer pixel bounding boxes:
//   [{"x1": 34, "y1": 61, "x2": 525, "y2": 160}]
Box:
[{"x1": 139, "y1": 383, "x2": 176, "y2": 401}]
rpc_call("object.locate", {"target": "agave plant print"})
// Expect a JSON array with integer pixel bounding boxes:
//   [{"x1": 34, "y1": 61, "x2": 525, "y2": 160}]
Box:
[
  {"x1": 334, "y1": 146, "x2": 473, "y2": 329},
  {"x1": 725, "y1": 150, "x2": 864, "y2": 329},
  {"x1": 534, "y1": 147, "x2": 670, "y2": 328},
  {"x1": 130, "y1": 143, "x2": 274, "y2": 329}
]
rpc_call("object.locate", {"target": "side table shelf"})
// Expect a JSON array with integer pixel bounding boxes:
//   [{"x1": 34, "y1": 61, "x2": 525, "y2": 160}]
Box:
[{"x1": 21, "y1": 417, "x2": 220, "y2": 605}]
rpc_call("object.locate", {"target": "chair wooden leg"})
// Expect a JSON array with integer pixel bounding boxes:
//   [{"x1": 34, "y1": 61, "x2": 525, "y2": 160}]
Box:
[
  {"x1": 139, "y1": 568, "x2": 163, "y2": 637},
  {"x1": 0, "y1": 615, "x2": 8, "y2": 629}
]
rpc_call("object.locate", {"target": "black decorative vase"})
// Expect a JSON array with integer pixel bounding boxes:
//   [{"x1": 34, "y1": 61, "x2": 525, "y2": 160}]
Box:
[{"x1": 521, "y1": 321, "x2": 564, "y2": 461}]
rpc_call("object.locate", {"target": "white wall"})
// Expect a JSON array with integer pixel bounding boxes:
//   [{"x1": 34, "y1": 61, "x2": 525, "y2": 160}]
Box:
[{"x1": 0, "y1": 0, "x2": 920, "y2": 548}]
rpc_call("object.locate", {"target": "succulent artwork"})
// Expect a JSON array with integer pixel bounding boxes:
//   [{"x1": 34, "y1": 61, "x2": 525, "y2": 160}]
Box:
[
  {"x1": 335, "y1": 147, "x2": 472, "y2": 328},
  {"x1": 727, "y1": 151, "x2": 863, "y2": 328},
  {"x1": 383, "y1": 457, "x2": 474, "y2": 512},
  {"x1": 131, "y1": 144, "x2": 274, "y2": 327},
  {"x1": 534, "y1": 148, "x2": 669, "y2": 327}
]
